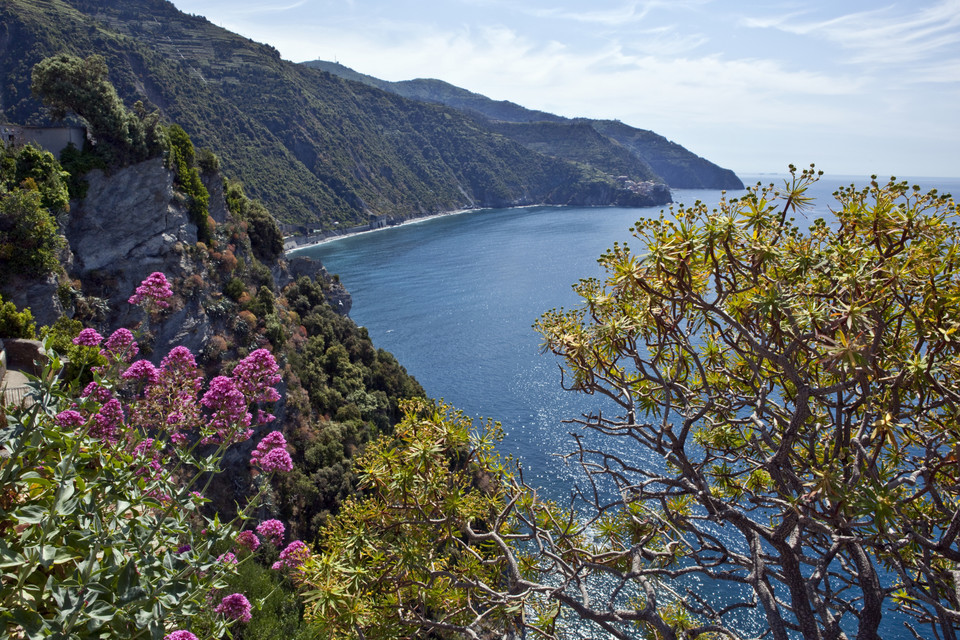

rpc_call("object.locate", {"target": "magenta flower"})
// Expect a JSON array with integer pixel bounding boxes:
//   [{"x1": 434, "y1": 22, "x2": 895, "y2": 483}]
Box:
[
  {"x1": 121, "y1": 359, "x2": 160, "y2": 385},
  {"x1": 215, "y1": 593, "x2": 252, "y2": 622},
  {"x1": 256, "y1": 519, "x2": 285, "y2": 547},
  {"x1": 272, "y1": 540, "x2": 310, "y2": 571},
  {"x1": 235, "y1": 530, "x2": 260, "y2": 552},
  {"x1": 129, "y1": 271, "x2": 174, "y2": 309},
  {"x1": 218, "y1": 551, "x2": 238, "y2": 565},
  {"x1": 91, "y1": 398, "x2": 124, "y2": 443},
  {"x1": 72, "y1": 328, "x2": 103, "y2": 347},
  {"x1": 55, "y1": 409, "x2": 84, "y2": 429},
  {"x1": 164, "y1": 632, "x2": 198, "y2": 640},
  {"x1": 250, "y1": 431, "x2": 293, "y2": 473},
  {"x1": 232, "y1": 348, "x2": 281, "y2": 404},
  {"x1": 200, "y1": 376, "x2": 252, "y2": 445},
  {"x1": 81, "y1": 381, "x2": 113, "y2": 403},
  {"x1": 160, "y1": 345, "x2": 198, "y2": 371},
  {"x1": 128, "y1": 346, "x2": 202, "y2": 437},
  {"x1": 258, "y1": 448, "x2": 293, "y2": 473},
  {"x1": 100, "y1": 328, "x2": 139, "y2": 363}
]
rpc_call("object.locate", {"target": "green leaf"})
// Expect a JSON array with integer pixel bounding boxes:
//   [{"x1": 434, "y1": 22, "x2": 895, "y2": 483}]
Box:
[
  {"x1": 15, "y1": 504, "x2": 48, "y2": 524},
  {"x1": 115, "y1": 557, "x2": 138, "y2": 594}
]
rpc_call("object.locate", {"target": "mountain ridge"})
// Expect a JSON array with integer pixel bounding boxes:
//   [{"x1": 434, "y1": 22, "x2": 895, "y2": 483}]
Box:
[{"x1": 303, "y1": 60, "x2": 744, "y2": 191}]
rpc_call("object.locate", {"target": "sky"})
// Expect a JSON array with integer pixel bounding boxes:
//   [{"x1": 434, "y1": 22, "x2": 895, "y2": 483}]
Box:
[{"x1": 168, "y1": 0, "x2": 960, "y2": 178}]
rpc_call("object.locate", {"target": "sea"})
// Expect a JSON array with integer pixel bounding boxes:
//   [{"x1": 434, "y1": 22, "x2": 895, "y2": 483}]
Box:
[{"x1": 291, "y1": 173, "x2": 960, "y2": 637}]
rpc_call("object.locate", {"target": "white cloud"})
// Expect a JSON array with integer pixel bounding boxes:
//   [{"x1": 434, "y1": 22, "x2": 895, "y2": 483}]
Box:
[{"x1": 744, "y1": 0, "x2": 960, "y2": 69}]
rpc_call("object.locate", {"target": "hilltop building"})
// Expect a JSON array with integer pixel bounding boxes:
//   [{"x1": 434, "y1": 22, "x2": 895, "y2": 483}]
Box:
[{"x1": 1, "y1": 123, "x2": 87, "y2": 156}]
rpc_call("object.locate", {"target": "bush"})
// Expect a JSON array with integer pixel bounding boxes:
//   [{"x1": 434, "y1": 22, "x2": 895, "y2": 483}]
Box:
[
  {"x1": 166, "y1": 125, "x2": 212, "y2": 244},
  {"x1": 1, "y1": 274, "x2": 290, "y2": 638},
  {"x1": 0, "y1": 189, "x2": 65, "y2": 278},
  {"x1": 0, "y1": 295, "x2": 36, "y2": 338},
  {"x1": 224, "y1": 277, "x2": 247, "y2": 301}
]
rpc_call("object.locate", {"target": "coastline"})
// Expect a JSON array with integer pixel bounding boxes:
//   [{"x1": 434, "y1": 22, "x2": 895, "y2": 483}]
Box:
[{"x1": 284, "y1": 205, "x2": 541, "y2": 254}]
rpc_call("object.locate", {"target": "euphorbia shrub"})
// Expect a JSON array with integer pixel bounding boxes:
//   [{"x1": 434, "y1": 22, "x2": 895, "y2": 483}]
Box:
[{"x1": 0, "y1": 273, "x2": 290, "y2": 639}]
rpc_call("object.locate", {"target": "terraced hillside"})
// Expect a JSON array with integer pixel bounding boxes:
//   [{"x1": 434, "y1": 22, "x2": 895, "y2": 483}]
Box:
[{"x1": 1, "y1": 0, "x2": 684, "y2": 226}]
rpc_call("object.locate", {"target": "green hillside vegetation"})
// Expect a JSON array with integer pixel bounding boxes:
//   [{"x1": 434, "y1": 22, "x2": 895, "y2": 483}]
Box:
[
  {"x1": 1, "y1": 0, "x2": 678, "y2": 227},
  {"x1": 308, "y1": 61, "x2": 567, "y2": 125},
  {"x1": 485, "y1": 119, "x2": 661, "y2": 182},
  {"x1": 304, "y1": 59, "x2": 744, "y2": 190},
  {"x1": 2, "y1": 65, "x2": 423, "y2": 545}
]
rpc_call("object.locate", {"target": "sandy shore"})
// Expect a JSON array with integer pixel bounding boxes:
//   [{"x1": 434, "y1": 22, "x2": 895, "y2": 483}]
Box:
[{"x1": 284, "y1": 206, "x2": 483, "y2": 254}]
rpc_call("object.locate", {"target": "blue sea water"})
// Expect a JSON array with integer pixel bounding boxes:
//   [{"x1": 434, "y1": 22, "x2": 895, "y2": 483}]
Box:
[
  {"x1": 291, "y1": 173, "x2": 960, "y2": 637},
  {"x1": 292, "y1": 173, "x2": 959, "y2": 484}
]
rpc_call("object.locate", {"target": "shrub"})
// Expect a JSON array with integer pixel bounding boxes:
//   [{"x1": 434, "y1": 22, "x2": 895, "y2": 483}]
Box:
[
  {"x1": 224, "y1": 277, "x2": 247, "y2": 301},
  {"x1": 0, "y1": 295, "x2": 36, "y2": 338},
  {"x1": 1, "y1": 274, "x2": 288, "y2": 638},
  {"x1": 0, "y1": 189, "x2": 65, "y2": 278}
]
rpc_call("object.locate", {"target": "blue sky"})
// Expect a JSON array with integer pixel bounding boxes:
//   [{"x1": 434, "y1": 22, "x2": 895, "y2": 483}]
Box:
[{"x1": 169, "y1": 0, "x2": 960, "y2": 178}]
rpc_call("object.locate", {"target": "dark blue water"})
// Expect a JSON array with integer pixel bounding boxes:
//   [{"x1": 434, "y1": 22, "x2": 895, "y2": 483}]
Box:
[{"x1": 292, "y1": 174, "x2": 959, "y2": 637}]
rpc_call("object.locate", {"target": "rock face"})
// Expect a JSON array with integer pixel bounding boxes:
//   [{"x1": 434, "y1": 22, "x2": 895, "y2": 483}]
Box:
[
  {"x1": 67, "y1": 158, "x2": 195, "y2": 276},
  {"x1": 65, "y1": 158, "x2": 211, "y2": 355},
  {"x1": 3, "y1": 272, "x2": 63, "y2": 328}
]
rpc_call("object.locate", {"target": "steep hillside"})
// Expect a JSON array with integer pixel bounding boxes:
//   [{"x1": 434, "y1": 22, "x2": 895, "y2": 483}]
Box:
[
  {"x1": 0, "y1": 0, "x2": 669, "y2": 226},
  {"x1": 485, "y1": 120, "x2": 661, "y2": 183},
  {"x1": 310, "y1": 61, "x2": 566, "y2": 125},
  {"x1": 591, "y1": 119, "x2": 744, "y2": 189},
  {"x1": 305, "y1": 60, "x2": 744, "y2": 190}
]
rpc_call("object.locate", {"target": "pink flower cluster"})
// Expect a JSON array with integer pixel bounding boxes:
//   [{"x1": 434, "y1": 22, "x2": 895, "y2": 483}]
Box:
[
  {"x1": 100, "y1": 327, "x2": 139, "y2": 363},
  {"x1": 164, "y1": 632, "x2": 198, "y2": 640},
  {"x1": 127, "y1": 346, "x2": 203, "y2": 443},
  {"x1": 255, "y1": 519, "x2": 284, "y2": 547},
  {"x1": 128, "y1": 271, "x2": 174, "y2": 309},
  {"x1": 250, "y1": 431, "x2": 292, "y2": 473},
  {"x1": 214, "y1": 593, "x2": 252, "y2": 623},
  {"x1": 121, "y1": 359, "x2": 160, "y2": 385},
  {"x1": 91, "y1": 398, "x2": 124, "y2": 443},
  {"x1": 200, "y1": 376, "x2": 252, "y2": 445},
  {"x1": 218, "y1": 551, "x2": 238, "y2": 565},
  {"x1": 232, "y1": 349, "x2": 282, "y2": 403},
  {"x1": 82, "y1": 381, "x2": 113, "y2": 403},
  {"x1": 231, "y1": 348, "x2": 282, "y2": 425},
  {"x1": 55, "y1": 409, "x2": 84, "y2": 429},
  {"x1": 272, "y1": 540, "x2": 310, "y2": 571},
  {"x1": 72, "y1": 328, "x2": 103, "y2": 347},
  {"x1": 235, "y1": 530, "x2": 260, "y2": 552}
]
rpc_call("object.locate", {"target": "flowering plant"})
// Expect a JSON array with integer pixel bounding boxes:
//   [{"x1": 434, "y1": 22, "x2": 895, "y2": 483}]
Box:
[{"x1": 0, "y1": 273, "x2": 289, "y2": 639}]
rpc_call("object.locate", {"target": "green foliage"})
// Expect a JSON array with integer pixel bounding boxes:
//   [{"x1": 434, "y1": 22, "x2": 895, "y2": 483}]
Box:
[
  {"x1": 166, "y1": 124, "x2": 212, "y2": 243},
  {"x1": 0, "y1": 188, "x2": 64, "y2": 278},
  {"x1": 214, "y1": 555, "x2": 319, "y2": 640},
  {"x1": 0, "y1": 294, "x2": 36, "y2": 338},
  {"x1": 301, "y1": 399, "x2": 525, "y2": 639},
  {"x1": 275, "y1": 276, "x2": 424, "y2": 541},
  {"x1": 535, "y1": 168, "x2": 960, "y2": 638},
  {"x1": 225, "y1": 181, "x2": 283, "y2": 262},
  {"x1": 1, "y1": 144, "x2": 70, "y2": 213},
  {"x1": 197, "y1": 147, "x2": 220, "y2": 175},
  {"x1": 224, "y1": 277, "x2": 247, "y2": 302},
  {"x1": 30, "y1": 54, "x2": 165, "y2": 167}
]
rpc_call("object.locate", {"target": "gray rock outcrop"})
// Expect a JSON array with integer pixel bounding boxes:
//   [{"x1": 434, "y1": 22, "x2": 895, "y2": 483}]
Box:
[{"x1": 65, "y1": 158, "x2": 212, "y2": 356}]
